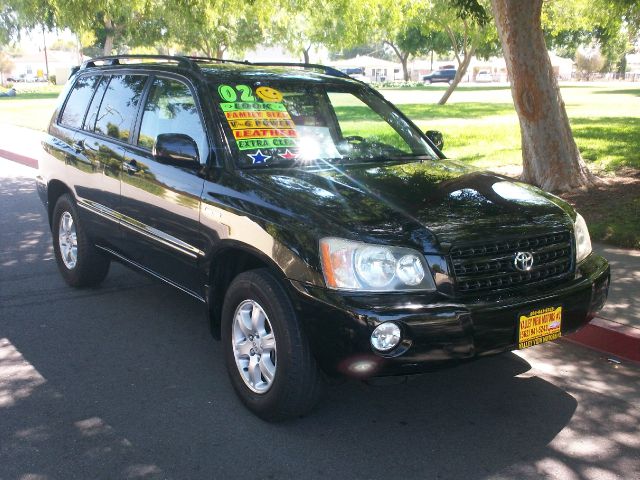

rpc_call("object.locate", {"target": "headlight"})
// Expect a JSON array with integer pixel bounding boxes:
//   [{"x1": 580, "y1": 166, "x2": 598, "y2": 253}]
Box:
[
  {"x1": 574, "y1": 212, "x2": 592, "y2": 263},
  {"x1": 320, "y1": 237, "x2": 436, "y2": 291}
]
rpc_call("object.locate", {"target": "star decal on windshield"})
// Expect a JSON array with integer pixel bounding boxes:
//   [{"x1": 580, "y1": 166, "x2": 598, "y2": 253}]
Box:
[
  {"x1": 278, "y1": 149, "x2": 298, "y2": 160},
  {"x1": 248, "y1": 150, "x2": 271, "y2": 164}
]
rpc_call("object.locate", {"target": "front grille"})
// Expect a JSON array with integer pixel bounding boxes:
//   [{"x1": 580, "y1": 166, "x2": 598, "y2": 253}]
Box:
[{"x1": 450, "y1": 231, "x2": 573, "y2": 295}]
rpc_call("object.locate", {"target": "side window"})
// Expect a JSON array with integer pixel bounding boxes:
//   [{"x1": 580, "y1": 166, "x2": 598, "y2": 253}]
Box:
[
  {"x1": 137, "y1": 78, "x2": 208, "y2": 163},
  {"x1": 59, "y1": 75, "x2": 99, "y2": 129},
  {"x1": 83, "y1": 76, "x2": 108, "y2": 132},
  {"x1": 94, "y1": 75, "x2": 147, "y2": 142}
]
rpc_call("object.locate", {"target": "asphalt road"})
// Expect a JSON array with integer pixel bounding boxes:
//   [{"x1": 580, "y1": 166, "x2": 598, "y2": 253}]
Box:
[{"x1": 1, "y1": 158, "x2": 639, "y2": 480}]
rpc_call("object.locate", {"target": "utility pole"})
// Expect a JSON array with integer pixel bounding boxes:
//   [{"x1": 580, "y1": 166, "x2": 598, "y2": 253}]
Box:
[{"x1": 42, "y1": 24, "x2": 50, "y2": 81}]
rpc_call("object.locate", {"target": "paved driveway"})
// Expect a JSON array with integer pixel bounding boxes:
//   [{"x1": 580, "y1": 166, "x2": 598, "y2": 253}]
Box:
[{"x1": 1, "y1": 159, "x2": 639, "y2": 480}]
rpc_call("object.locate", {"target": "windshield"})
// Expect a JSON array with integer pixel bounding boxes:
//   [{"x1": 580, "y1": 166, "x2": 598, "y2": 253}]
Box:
[{"x1": 211, "y1": 79, "x2": 438, "y2": 168}]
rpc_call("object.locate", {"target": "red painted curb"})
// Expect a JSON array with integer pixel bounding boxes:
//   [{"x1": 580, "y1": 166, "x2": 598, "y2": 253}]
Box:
[
  {"x1": 564, "y1": 317, "x2": 640, "y2": 363},
  {"x1": 0, "y1": 149, "x2": 38, "y2": 169}
]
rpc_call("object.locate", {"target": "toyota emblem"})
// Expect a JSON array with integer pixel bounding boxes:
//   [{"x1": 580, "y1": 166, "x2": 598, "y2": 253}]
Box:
[{"x1": 514, "y1": 251, "x2": 534, "y2": 272}]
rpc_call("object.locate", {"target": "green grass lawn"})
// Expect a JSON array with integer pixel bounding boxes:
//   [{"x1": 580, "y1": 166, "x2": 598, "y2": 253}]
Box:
[
  {"x1": 1, "y1": 82, "x2": 638, "y2": 247},
  {"x1": 0, "y1": 85, "x2": 64, "y2": 131}
]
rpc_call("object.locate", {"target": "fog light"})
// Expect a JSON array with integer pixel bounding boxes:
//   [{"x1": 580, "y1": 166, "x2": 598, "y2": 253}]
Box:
[{"x1": 371, "y1": 322, "x2": 401, "y2": 352}]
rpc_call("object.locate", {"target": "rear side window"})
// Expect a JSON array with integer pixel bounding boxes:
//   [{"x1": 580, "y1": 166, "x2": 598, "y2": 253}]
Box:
[
  {"x1": 59, "y1": 75, "x2": 99, "y2": 129},
  {"x1": 94, "y1": 75, "x2": 147, "y2": 142},
  {"x1": 83, "y1": 77, "x2": 108, "y2": 131},
  {"x1": 137, "y1": 77, "x2": 208, "y2": 163}
]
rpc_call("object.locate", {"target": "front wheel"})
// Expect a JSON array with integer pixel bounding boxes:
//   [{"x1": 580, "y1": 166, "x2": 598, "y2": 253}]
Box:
[
  {"x1": 52, "y1": 194, "x2": 110, "y2": 287},
  {"x1": 222, "y1": 269, "x2": 323, "y2": 421}
]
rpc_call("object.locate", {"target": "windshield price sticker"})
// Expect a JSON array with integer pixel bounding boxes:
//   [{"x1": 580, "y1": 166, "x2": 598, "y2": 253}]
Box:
[
  {"x1": 217, "y1": 84, "x2": 300, "y2": 160},
  {"x1": 220, "y1": 102, "x2": 288, "y2": 112},
  {"x1": 228, "y1": 119, "x2": 295, "y2": 129},
  {"x1": 237, "y1": 138, "x2": 297, "y2": 150},
  {"x1": 518, "y1": 306, "x2": 562, "y2": 349},
  {"x1": 233, "y1": 129, "x2": 297, "y2": 140}
]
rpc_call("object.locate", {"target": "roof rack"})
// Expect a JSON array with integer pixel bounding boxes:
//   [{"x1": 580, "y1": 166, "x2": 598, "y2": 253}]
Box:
[
  {"x1": 80, "y1": 55, "x2": 199, "y2": 71},
  {"x1": 80, "y1": 55, "x2": 352, "y2": 80}
]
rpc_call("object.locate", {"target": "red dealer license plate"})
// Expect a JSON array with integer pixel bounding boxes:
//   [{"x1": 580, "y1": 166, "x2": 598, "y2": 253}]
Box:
[{"x1": 518, "y1": 306, "x2": 562, "y2": 349}]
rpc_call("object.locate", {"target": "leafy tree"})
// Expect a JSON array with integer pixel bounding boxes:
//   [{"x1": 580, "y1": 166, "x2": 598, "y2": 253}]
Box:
[
  {"x1": 1, "y1": 0, "x2": 164, "y2": 55},
  {"x1": 433, "y1": 0, "x2": 499, "y2": 105},
  {"x1": 1, "y1": 6, "x2": 19, "y2": 45},
  {"x1": 575, "y1": 47, "x2": 605, "y2": 80},
  {"x1": 269, "y1": 0, "x2": 339, "y2": 63},
  {"x1": 392, "y1": 21, "x2": 452, "y2": 81},
  {"x1": 542, "y1": 0, "x2": 635, "y2": 73},
  {"x1": 162, "y1": 0, "x2": 272, "y2": 58},
  {"x1": 371, "y1": 0, "x2": 430, "y2": 81}
]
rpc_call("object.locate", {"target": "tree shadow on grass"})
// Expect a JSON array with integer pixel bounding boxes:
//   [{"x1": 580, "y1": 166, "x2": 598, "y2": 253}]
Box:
[
  {"x1": 571, "y1": 116, "x2": 640, "y2": 171},
  {"x1": 592, "y1": 88, "x2": 640, "y2": 97}
]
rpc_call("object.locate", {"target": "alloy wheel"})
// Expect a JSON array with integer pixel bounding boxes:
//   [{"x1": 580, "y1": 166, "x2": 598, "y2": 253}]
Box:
[{"x1": 231, "y1": 299, "x2": 277, "y2": 394}]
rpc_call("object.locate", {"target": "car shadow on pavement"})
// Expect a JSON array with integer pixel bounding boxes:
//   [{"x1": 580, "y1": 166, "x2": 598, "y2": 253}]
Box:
[{"x1": 1, "y1": 171, "x2": 637, "y2": 480}]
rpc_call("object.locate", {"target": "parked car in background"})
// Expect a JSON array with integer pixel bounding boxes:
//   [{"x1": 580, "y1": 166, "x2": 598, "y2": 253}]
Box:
[
  {"x1": 422, "y1": 69, "x2": 456, "y2": 84},
  {"x1": 476, "y1": 70, "x2": 493, "y2": 83}
]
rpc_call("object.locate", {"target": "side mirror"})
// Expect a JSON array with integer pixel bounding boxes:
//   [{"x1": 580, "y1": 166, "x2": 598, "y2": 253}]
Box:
[
  {"x1": 152, "y1": 133, "x2": 200, "y2": 169},
  {"x1": 426, "y1": 130, "x2": 444, "y2": 151}
]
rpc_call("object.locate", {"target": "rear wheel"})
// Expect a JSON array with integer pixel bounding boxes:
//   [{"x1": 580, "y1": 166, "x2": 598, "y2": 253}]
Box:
[
  {"x1": 222, "y1": 269, "x2": 323, "y2": 421},
  {"x1": 52, "y1": 194, "x2": 110, "y2": 287}
]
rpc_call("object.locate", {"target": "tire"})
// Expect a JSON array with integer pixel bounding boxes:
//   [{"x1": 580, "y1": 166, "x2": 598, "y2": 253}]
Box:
[
  {"x1": 52, "y1": 194, "x2": 110, "y2": 287},
  {"x1": 448, "y1": 79, "x2": 453, "y2": 85},
  {"x1": 426, "y1": 79, "x2": 432, "y2": 85},
  {"x1": 221, "y1": 268, "x2": 323, "y2": 421}
]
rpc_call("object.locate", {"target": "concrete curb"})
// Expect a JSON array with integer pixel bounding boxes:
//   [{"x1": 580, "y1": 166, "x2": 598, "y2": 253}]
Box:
[{"x1": 1, "y1": 151, "x2": 639, "y2": 363}]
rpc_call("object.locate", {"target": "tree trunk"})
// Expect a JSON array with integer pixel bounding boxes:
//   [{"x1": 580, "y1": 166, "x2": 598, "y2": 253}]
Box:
[
  {"x1": 103, "y1": 16, "x2": 114, "y2": 56},
  {"x1": 438, "y1": 44, "x2": 475, "y2": 105},
  {"x1": 384, "y1": 41, "x2": 410, "y2": 81},
  {"x1": 491, "y1": 0, "x2": 596, "y2": 192},
  {"x1": 400, "y1": 55, "x2": 410, "y2": 82},
  {"x1": 302, "y1": 45, "x2": 310, "y2": 64}
]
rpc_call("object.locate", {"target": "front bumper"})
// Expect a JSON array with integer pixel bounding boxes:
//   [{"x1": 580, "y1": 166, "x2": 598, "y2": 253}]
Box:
[{"x1": 288, "y1": 253, "x2": 610, "y2": 377}]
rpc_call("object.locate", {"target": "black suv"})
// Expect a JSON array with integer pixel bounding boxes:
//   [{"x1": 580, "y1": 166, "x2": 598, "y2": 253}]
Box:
[
  {"x1": 37, "y1": 55, "x2": 609, "y2": 421},
  {"x1": 422, "y1": 69, "x2": 456, "y2": 84}
]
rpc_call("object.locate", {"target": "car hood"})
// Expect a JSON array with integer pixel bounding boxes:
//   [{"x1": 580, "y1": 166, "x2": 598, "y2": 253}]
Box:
[{"x1": 240, "y1": 160, "x2": 574, "y2": 253}]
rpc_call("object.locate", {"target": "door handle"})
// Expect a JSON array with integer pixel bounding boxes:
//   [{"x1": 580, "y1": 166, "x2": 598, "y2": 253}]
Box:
[
  {"x1": 72, "y1": 140, "x2": 84, "y2": 152},
  {"x1": 123, "y1": 159, "x2": 140, "y2": 174}
]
